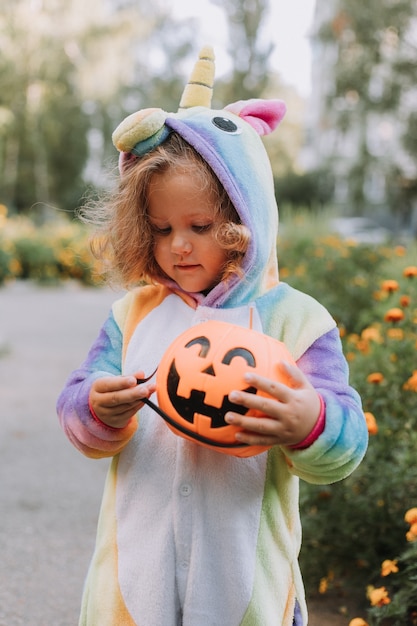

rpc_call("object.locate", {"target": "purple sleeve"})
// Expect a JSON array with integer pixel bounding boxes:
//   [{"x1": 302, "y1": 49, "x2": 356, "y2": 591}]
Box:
[
  {"x1": 285, "y1": 327, "x2": 368, "y2": 484},
  {"x1": 56, "y1": 311, "x2": 137, "y2": 458}
]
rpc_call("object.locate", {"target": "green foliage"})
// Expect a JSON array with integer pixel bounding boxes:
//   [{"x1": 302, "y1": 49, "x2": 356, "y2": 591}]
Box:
[
  {"x1": 278, "y1": 210, "x2": 392, "y2": 333},
  {"x1": 0, "y1": 1, "x2": 91, "y2": 213},
  {"x1": 275, "y1": 169, "x2": 335, "y2": 209},
  {"x1": 365, "y1": 538, "x2": 417, "y2": 625},
  {"x1": 278, "y1": 208, "x2": 417, "y2": 621},
  {"x1": 345, "y1": 281, "x2": 417, "y2": 625},
  {"x1": 0, "y1": 210, "x2": 101, "y2": 285},
  {"x1": 0, "y1": 0, "x2": 206, "y2": 214},
  {"x1": 0, "y1": 0, "x2": 283, "y2": 218},
  {"x1": 346, "y1": 514, "x2": 417, "y2": 625},
  {"x1": 299, "y1": 266, "x2": 417, "y2": 589}
]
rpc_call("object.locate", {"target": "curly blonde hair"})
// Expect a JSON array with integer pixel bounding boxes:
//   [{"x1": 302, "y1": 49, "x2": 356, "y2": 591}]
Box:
[{"x1": 80, "y1": 133, "x2": 250, "y2": 289}]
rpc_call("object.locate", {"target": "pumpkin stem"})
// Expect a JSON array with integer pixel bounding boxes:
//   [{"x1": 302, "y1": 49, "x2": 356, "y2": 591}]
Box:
[{"x1": 249, "y1": 305, "x2": 254, "y2": 329}]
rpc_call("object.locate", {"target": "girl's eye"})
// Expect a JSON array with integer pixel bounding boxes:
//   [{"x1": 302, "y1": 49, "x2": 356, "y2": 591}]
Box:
[
  {"x1": 151, "y1": 224, "x2": 171, "y2": 235},
  {"x1": 192, "y1": 224, "x2": 212, "y2": 233}
]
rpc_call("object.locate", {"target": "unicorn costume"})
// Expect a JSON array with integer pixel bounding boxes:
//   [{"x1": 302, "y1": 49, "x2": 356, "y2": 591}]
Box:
[{"x1": 57, "y1": 48, "x2": 368, "y2": 626}]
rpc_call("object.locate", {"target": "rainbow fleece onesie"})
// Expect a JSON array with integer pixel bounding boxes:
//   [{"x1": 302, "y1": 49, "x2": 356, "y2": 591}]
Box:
[{"x1": 57, "y1": 48, "x2": 368, "y2": 626}]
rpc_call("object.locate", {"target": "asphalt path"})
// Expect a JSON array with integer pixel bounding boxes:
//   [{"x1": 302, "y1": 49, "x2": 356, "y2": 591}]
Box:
[{"x1": 0, "y1": 281, "x2": 122, "y2": 626}]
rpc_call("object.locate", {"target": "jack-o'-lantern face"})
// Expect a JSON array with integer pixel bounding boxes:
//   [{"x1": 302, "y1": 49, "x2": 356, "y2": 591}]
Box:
[
  {"x1": 168, "y1": 336, "x2": 258, "y2": 428},
  {"x1": 156, "y1": 320, "x2": 296, "y2": 457}
]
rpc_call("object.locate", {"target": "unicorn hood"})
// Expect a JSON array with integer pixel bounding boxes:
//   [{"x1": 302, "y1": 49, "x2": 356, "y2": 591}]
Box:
[{"x1": 112, "y1": 46, "x2": 286, "y2": 309}]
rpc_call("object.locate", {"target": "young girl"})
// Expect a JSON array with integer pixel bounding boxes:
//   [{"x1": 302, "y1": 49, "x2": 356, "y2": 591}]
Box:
[{"x1": 57, "y1": 48, "x2": 368, "y2": 626}]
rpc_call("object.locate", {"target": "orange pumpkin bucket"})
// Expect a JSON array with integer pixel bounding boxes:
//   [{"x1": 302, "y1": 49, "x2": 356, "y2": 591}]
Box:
[{"x1": 156, "y1": 320, "x2": 296, "y2": 457}]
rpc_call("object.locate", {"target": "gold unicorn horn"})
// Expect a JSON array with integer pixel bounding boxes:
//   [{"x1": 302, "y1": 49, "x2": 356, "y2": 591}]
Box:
[{"x1": 179, "y1": 46, "x2": 215, "y2": 110}]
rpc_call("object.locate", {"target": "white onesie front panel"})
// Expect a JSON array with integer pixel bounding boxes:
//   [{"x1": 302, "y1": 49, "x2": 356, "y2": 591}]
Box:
[{"x1": 118, "y1": 295, "x2": 268, "y2": 625}]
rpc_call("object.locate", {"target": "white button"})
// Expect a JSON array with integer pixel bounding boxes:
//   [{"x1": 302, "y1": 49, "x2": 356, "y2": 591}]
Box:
[{"x1": 180, "y1": 483, "x2": 192, "y2": 496}]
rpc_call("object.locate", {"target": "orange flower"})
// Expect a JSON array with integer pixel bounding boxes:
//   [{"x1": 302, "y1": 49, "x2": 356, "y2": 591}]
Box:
[
  {"x1": 381, "y1": 559, "x2": 398, "y2": 576},
  {"x1": 347, "y1": 333, "x2": 360, "y2": 345},
  {"x1": 365, "y1": 412, "x2": 378, "y2": 435},
  {"x1": 367, "y1": 585, "x2": 391, "y2": 607},
  {"x1": 356, "y1": 339, "x2": 370, "y2": 354},
  {"x1": 319, "y1": 577, "x2": 328, "y2": 594},
  {"x1": 384, "y1": 307, "x2": 404, "y2": 323},
  {"x1": 406, "y1": 528, "x2": 417, "y2": 542},
  {"x1": 395, "y1": 245, "x2": 406, "y2": 256},
  {"x1": 361, "y1": 327, "x2": 381, "y2": 342},
  {"x1": 403, "y1": 265, "x2": 417, "y2": 278},
  {"x1": 367, "y1": 372, "x2": 384, "y2": 384},
  {"x1": 381, "y1": 279, "x2": 399, "y2": 293},
  {"x1": 349, "y1": 619, "x2": 369, "y2": 626},
  {"x1": 403, "y1": 370, "x2": 417, "y2": 392},
  {"x1": 405, "y1": 507, "x2": 417, "y2": 525},
  {"x1": 295, "y1": 264, "x2": 306, "y2": 276},
  {"x1": 387, "y1": 328, "x2": 404, "y2": 340},
  {"x1": 399, "y1": 295, "x2": 410, "y2": 307}
]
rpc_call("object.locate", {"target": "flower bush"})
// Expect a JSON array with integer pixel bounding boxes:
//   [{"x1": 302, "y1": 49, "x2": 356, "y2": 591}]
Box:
[
  {"x1": 349, "y1": 508, "x2": 417, "y2": 625},
  {"x1": 277, "y1": 209, "x2": 417, "y2": 620},
  {"x1": 295, "y1": 259, "x2": 417, "y2": 618},
  {"x1": 0, "y1": 207, "x2": 102, "y2": 285},
  {"x1": 278, "y1": 212, "x2": 394, "y2": 334}
]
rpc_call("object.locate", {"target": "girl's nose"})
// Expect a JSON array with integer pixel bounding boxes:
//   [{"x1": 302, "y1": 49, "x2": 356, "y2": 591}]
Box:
[{"x1": 171, "y1": 234, "x2": 192, "y2": 254}]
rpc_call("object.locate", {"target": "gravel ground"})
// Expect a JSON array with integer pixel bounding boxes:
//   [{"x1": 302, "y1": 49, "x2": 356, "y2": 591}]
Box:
[{"x1": 0, "y1": 281, "x2": 354, "y2": 626}]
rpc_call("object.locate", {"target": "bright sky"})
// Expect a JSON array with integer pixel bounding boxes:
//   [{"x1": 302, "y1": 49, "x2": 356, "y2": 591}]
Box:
[{"x1": 170, "y1": 0, "x2": 317, "y2": 97}]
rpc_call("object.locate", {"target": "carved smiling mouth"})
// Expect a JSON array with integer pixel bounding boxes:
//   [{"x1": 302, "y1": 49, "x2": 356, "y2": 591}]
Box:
[{"x1": 167, "y1": 360, "x2": 257, "y2": 428}]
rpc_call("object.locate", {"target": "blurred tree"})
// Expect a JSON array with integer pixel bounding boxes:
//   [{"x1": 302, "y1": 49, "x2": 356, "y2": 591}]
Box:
[
  {"x1": 0, "y1": 0, "x2": 174, "y2": 214},
  {"x1": 209, "y1": 0, "x2": 305, "y2": 182},
  {"x1": 0, "y1": 0, "x2": 194, "y2": 215},
  {"x1": 211, "y1": 0, "x2": 273, "y2": 104},
  {"x1": 314, "y1": 0, "x2": 417, "y2": 226},
  {"x1": 76, "y1": 3, "x2": 197, "y2": 177},
  {"x1": 0, "y1": 0, "x2": 306, "y2": 217},
  {"x1": 0, "y1": 0, "x2": 90, "y2": 215}
]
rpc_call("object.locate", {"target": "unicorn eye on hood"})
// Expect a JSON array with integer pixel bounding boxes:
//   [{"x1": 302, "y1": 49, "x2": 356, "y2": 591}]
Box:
[
  {"x1": 112, "y1": 46, "x2": 287, "y2": 308},
  {"x1": 211, "y1": 116, "x2": 241, "y2": 134}
]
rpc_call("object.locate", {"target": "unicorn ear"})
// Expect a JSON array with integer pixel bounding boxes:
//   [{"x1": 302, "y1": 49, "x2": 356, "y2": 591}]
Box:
[
  {"x1": 225, "y1": 99, "x2": 286, "y2": 136},
  {"x1": 179, "y1": 46, "x2": 215, "y2": 110}
]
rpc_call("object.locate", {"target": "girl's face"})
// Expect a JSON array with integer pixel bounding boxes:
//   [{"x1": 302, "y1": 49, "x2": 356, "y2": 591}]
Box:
[{"x1": 147, "y1": 168, "x2": 229, "y2": 293}]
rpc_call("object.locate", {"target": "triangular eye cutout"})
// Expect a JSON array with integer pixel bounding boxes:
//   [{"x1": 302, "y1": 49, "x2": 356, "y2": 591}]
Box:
[{"x1": 202, "y1": 364, "x2": 216, "y2": 376}]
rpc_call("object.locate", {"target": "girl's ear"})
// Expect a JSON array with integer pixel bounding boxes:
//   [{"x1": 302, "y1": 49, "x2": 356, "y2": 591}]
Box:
[{"x1": 224, "y1": 99, "x2": 286, "y2": 136}]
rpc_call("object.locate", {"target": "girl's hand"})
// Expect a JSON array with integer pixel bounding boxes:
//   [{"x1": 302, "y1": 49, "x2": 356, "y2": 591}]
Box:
[
  {"x1": 225, "y1": 361, "x2": 321, "y2": 448},
  {"x1": 89, "y1": 371, "x2": 156, "y2": 429}
]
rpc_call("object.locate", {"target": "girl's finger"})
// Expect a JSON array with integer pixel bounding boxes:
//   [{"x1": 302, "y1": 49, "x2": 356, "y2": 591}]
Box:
[
  {"x1": 236, "y1": 375, "x2": 292, "y2": 404},
  {"x1": 94, "y1": 375, "x2": 137, "y2": 393}
]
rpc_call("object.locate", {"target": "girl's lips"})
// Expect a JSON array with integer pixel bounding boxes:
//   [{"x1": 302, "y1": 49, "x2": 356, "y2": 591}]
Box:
[{"x1": 176, "y1": 264, "x2": 200, "y2": 270}]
